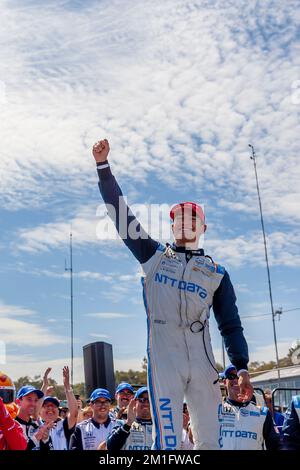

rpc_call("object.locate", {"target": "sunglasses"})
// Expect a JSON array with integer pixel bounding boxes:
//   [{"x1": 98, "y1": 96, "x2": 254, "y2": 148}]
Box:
[
  {"x1": 93, "y1": 399, "x2": 110, "y2": 405},
  {"x1": 137, "y1": 397, "x2": 149, "y2": 403},
  {"x1": 227, "y1": 373, "x2": 238, "y2": 381}
]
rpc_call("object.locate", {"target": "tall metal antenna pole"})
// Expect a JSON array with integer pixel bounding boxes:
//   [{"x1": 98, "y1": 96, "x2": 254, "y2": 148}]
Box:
[
  {"x1": 249, "y1": 144, "x2": 280, "y2": 382},
  {"x1": 65, "y1": 231, "x2": 74, "y2": 386}
]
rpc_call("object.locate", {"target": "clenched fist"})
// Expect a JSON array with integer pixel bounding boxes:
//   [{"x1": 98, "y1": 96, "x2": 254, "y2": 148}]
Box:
[{"x1": 92, "y1": 139, "x2": 110, "y2": 163}]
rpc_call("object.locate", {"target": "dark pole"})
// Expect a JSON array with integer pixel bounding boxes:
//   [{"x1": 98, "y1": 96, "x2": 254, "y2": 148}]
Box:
[
  {"x1": 249, "y1": 144, "x2": 280, "y2": 382},
  {"x1": 65, "y1": 231, "x2": 74, "y2": 386}
]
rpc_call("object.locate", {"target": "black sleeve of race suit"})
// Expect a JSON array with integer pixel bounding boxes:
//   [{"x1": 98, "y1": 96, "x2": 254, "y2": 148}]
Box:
[
  {"x1": 106, "y1": 424, "x2": 130, "y2": 451},
  {"x1": 212, "y1": 270, "x2": 249, "y2": 371},
  {"x1": 97, "y1": 162, "x2": 159, "y2": 264},
  {"x1": 282, "y1": 401, "x2": 300, "y2": 451},
  {"x1": 69, "y1": 426, "x2": 83, "y2": 450},
  {"x1": 263, "y1": 410, "x2": 281, "y2": 450}
]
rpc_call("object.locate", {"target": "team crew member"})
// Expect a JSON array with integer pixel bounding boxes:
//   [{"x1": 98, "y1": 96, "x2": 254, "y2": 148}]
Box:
[
  {"x1": 218, "y1": 365, "x2": 280, "y2": 450},
  {"x1": 92, "y1": 139, "x2": 252, "y2": 450},
  {"x1": 70, "y1": 388, "x2": 119, "y2": 450},
  {"x1": 110, "y1": 382, "x2": 135, "y2": 420},
  {"x1": 15, "y1": 385, "x2": 50, "y2": 450},
  {"x1": 282, "y1": 395, "x2": 300, "y2": 450},
  {"x1": 40, "y1": 366, "x2": 78, "y2": 450},
  {"x1": 0, "y1": 371, "x2": 27, "y2": 450},
  {"x1": 107, "y1": 387, "x2": 152, "y2": 451}
]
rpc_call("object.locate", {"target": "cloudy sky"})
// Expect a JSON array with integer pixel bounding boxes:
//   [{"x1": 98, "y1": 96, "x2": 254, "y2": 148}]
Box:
[{"x1": 0, "y1": 0, "x2": 299, "y2": 384}]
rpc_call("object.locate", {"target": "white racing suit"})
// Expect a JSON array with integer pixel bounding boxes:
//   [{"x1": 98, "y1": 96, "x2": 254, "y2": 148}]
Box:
[
  {"x1": 107, "y1": 418, "x2": 153, "y2": 450},
  {"x1": 97, "y1": 161, "x2": 249, "y2": 450},
  {"x1": 218, "y1": 399, "x2": 280, "y2": 450}
]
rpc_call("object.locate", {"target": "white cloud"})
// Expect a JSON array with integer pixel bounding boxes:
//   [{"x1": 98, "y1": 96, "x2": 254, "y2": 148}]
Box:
[
  {"x1": 0, "y1": 301, "x2": 36, "y2": 317},
  {"x1": 248, "y1": 340, "x2": 294, "y2": 364},
  {"x1": 14, "y1": 206, "x2": 101, "y2": 253},
  {"x1": 13, "y1": 202, "x2": 173, "y2": 253},
  {"x1": 0, "y1": 0, "x2": 299, "y2": 227},
  {"x1": 205, "y1": 230, "x2": 300, "y2": 268},
  {"x1": 15, "y1": 208, "x2": 300, "y2": 269},
  {"x1": 89, "y1": 333, "x2": 110, "y2": 339},
  {"x1": 0, "y1": 299, "x2": 66, "y2": 347},
  {"x1": 86, "y1": 312, "x2": 135, "y2": 319},
  {"x1": 76, "y1": 271, "x2": 113, "y2": 282}
]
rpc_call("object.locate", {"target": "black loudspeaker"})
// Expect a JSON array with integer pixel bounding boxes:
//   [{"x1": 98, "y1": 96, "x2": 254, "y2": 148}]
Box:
[{"x1": 83, "y1": 342, "x2": 115, "y2": 399}]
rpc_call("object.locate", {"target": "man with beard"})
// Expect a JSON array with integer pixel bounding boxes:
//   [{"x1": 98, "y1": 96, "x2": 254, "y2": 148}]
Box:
[
  {"x1": 110, "y1": 383, "x2": 135, "y2": 420},
  {"x1": 107, "y1": 387, "x2": 152, "y2": 450}
]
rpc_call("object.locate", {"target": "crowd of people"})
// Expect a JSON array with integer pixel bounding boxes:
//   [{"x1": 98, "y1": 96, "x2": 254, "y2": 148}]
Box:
[{"x1": 0, "y1": 365, "x2": 299, "y2": 451}]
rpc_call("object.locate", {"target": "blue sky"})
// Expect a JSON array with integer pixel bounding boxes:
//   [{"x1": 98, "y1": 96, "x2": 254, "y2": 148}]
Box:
[{"x1": 0, "y1": 0, "x2": 299, "y2": 383}]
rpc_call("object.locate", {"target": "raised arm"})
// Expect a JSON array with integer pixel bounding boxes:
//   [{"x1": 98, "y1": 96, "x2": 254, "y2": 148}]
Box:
[
  {"x1": 93, "y1": 139, "x2": 159, "y2": 264},
  {"x1": 33, "y1": 367, "x2": 51, "y2": 420},
  {"x1": 62, "y1": 366, "x2": 78, "y2": 430}
]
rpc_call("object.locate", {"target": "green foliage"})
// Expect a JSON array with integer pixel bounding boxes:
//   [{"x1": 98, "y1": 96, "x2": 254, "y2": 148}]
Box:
[{"x1": 115, "y1": 369, "x2": 147, "y2": 387}]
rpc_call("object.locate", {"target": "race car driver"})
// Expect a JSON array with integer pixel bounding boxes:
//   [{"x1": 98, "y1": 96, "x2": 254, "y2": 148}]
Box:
[
  {"x1": 218, "y1": 365, "x2": 280, "y2": 450},
  {"x1": 0, "y1": 371, "x2": 27, "y2": 450},
  {"x1": 92, "y1": 138, "x2": 253, "y2": 450}
]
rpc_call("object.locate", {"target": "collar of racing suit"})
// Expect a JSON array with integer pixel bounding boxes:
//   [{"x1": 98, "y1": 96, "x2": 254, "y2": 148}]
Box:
[
  {"x1": 91, "y1": 416, "x2": 111, "y2": 429},
  {"x1": 134, "y1": 417, "x2": 152, "y2": 425},
  {"x1": 225, "y1": 398, "x2": 253, "y2": 408},
  {"x1": 15, "y1": 416, "x2": 36, "y2": 426},
  {"x1": 171, "y1": 244, "x2": 204, "y2": 261}
]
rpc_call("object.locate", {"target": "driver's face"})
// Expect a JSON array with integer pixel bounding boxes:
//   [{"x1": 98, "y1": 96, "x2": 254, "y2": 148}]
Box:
[{"x1": 172, "y1": 214, "x2": 204, "y2": 243}]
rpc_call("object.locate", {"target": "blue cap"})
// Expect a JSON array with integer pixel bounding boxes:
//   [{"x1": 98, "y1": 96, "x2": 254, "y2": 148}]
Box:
[
  {"x1": 43, "y1": 396, "x2": 60, "y2": 408},
  {"x1": 89, "y1": 388, "x2": 112, "y2": 403},
  {"x1": 115, "y1": 382, "x2": 134, "y2": 394},
  {"x1": 219, "y1": 364, "x2": 237, "y2": 380},
  {"x1": 17, "y1": 385, "x2": 44, "y2": 400},
  {"x1": 134, "y1": 386, "x2": 148, "y2": 399}
]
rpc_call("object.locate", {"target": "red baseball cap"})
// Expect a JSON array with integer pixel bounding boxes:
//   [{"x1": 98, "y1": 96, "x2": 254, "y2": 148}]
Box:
[{"x1": 170, "y1": 202, "x2": 205, "y2": 223}]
